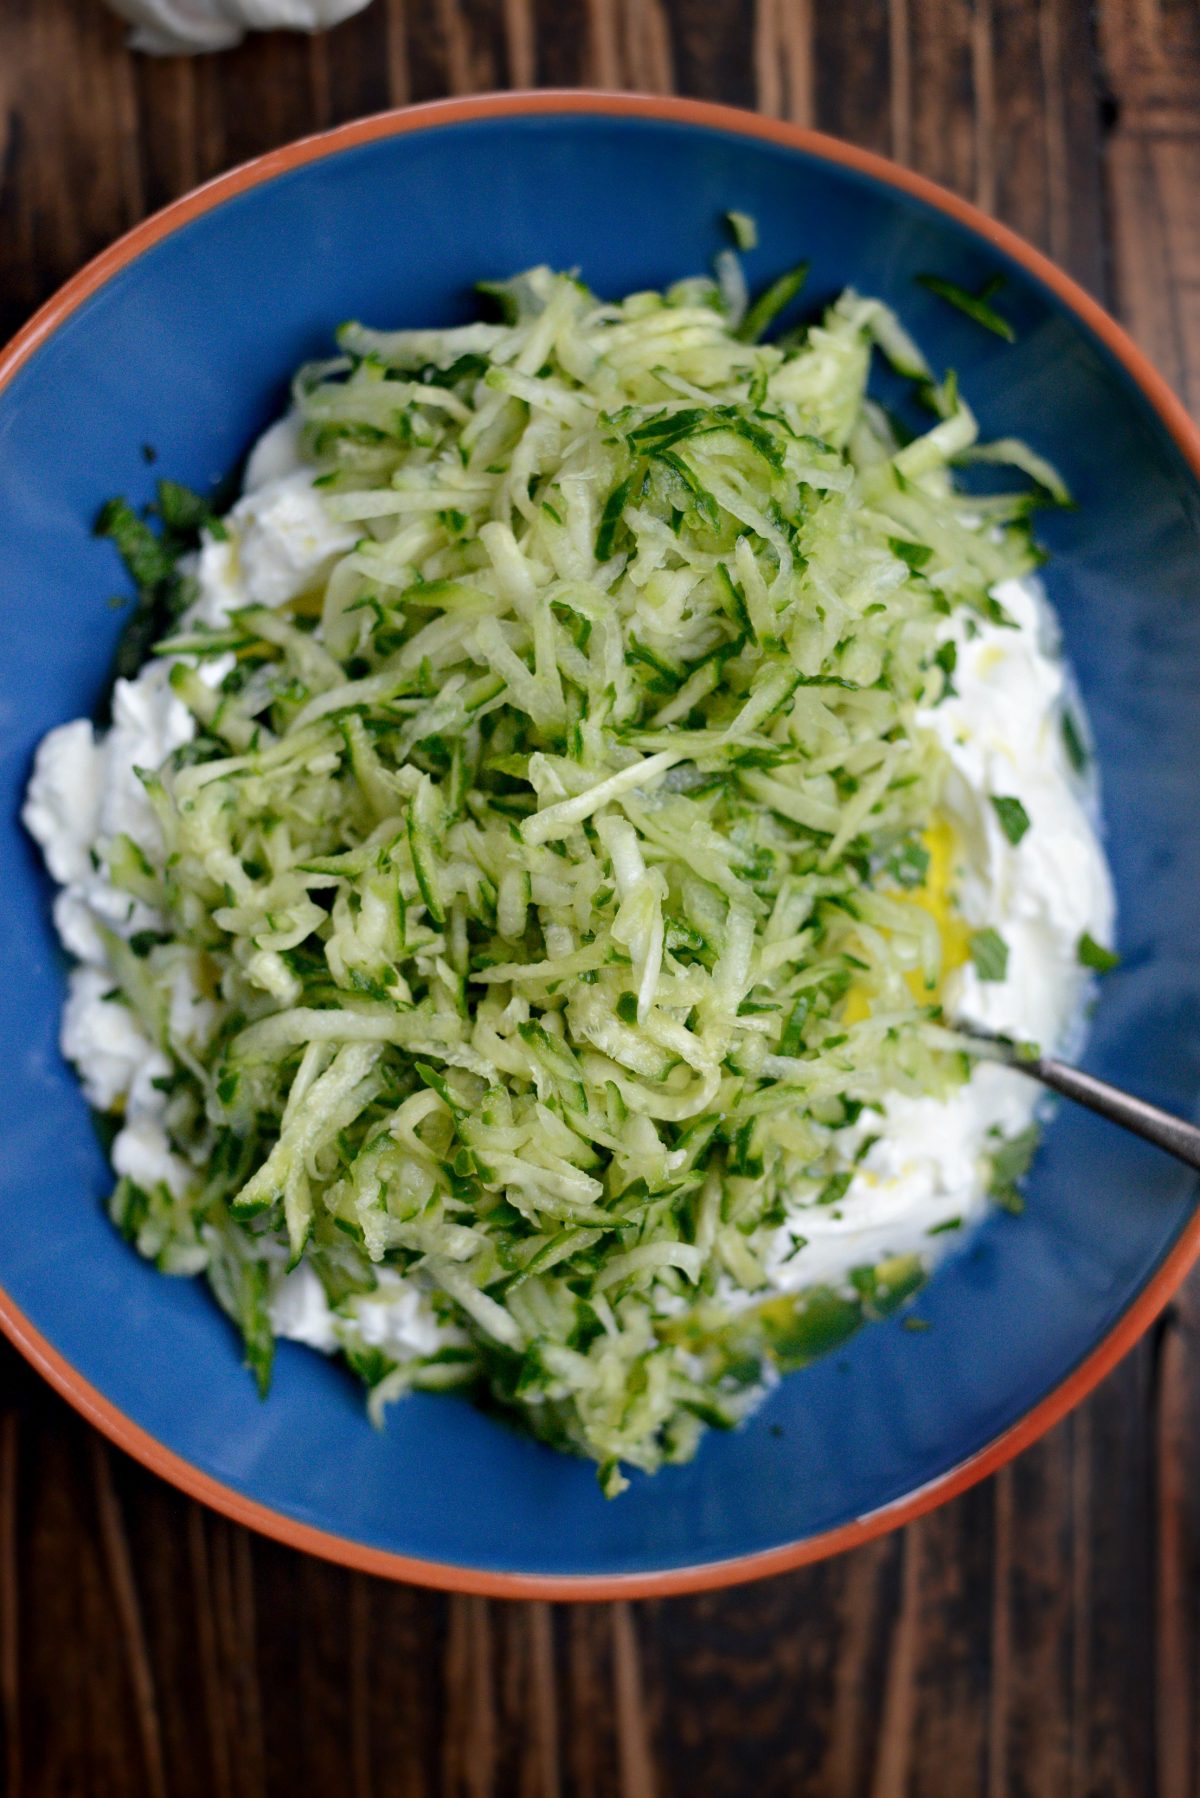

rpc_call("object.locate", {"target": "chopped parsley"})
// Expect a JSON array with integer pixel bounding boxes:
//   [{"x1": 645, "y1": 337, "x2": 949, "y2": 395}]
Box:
[
  {"x1": 990, "y1": 795, "x2": 1031, "y2": 846},
  {"x1": 1077, "y1": 932, "x2": 1120, "y2": 973},
  {"x1": 969, "y1": 928, "x2": 1010, "y2": 983}
]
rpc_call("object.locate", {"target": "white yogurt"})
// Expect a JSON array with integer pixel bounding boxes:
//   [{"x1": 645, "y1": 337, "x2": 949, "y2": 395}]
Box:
[
  {"x1": 104, "y1": 0, "x2": 374, "y2": 58},
  {"x1": 60, "y1": 965, "x2": 169, "y2": 1114},
  {"x1": 185, "y1": 431, "x2": 355, "y2": 627},
  {"x1": 23, "y1": 719, "x2": 105, "y2": 887},
  {"x1": 267, "y1": 1260, "x2": 341, "y2": 1353},
  {"x1": 269, "y1": 1261, "x2": 466, "y2": 1362}
]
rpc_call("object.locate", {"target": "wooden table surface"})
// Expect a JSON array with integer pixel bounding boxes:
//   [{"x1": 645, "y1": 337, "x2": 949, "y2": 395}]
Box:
[{"x1": 3, "y1": 2, "x2": 1199, "y2": 1793}]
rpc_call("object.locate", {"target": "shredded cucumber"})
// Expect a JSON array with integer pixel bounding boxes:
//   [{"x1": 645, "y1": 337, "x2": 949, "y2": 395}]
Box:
[{"x1": 81, "y1": 259, "x2": 1054, "y2": 1488}]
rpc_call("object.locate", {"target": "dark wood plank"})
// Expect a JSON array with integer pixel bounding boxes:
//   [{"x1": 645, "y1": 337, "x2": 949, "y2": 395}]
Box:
[
  {"x1": 638, "y1": 1545, "x2": 903, "y2": 1797},
  {"x1": 5, "y1": 1351, "x2": 148, "y2": 1797},
  {"x1": 561, "y1": 1602, "x2": 624, "y2": 1798},
  {"x1": 1155, "y1": 1290, "x2": 1200, "y2": 1798},
  {"x1": 990, "y1": 0, "x2": 1109, "y2": 298},
  {"x1": 905, "y1": 0, "x2": 979, "y2": 194},
  {"x1": 1100, "y1": 0, "x2": 1200, "y2": 410},
  {"x1": 0, "y1": 0, "x2": 143, "y2": 339},
  {"x1": 987, "y1": 1446, "x2": 1075, "y2": 1798},
  {"x1": 754, "y1": 0, "x2": 815, "y2": 128},
  {"x1": 91, "y1": 1438, "x2": 170, "y2": 1798},
  {"x1": 901, "y1": 1487, "x2": 998, "y2": 1798},
  {"x1": 811, "y1": 0, "x2": 891, "y2": 155},
  {"x1": 1, "y1": 1409, "x2": 21, "y2": 1798},
  {"x1": 1095, "y1": 12, "x2": 1200, "y2": 1795},
  {"x1": 343, "y1": 1553, "x2": 447, "y2": 1797}
]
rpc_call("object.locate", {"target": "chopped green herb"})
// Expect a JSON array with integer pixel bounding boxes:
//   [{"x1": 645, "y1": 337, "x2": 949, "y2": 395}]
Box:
[
  {"x1": 595, "y1": 473, "x2": 633, "y2": 561},
  {"x1": 888, "y1": 535, "x2": 933, "y2": 572},
  {"x1": 987, "y1": 1125, "x2": 1040, "y2": 1214},
  {"x1": 990, "y1": 795, "x2": 1031, "y2": 846},
  {"x1": 725, "y1": 210, "x2": 758, "y2": 251},
  {"x1": 917, "y1": 272, "x2": 1017, "y2": 342},
  {"x1": 736, "y1": 262, "x2": 810, "y2": 343},
  {"x1": 980, "y1": 593, "x2": 1018, "y2": 629},
  {"x1": 1061, "y1": 708, "x2": 1088, "y2": 774},
  {"x1": 969, "y1": 928, "x2": 1010, "y2": 983},
  {"x1": 1077, "y1": 932, "x2": 1120, "y2": 973},
  {"x1": 817, "y1": 1171, "x2": 853, "y2": 1208},
  {"x1": 885, "y1": 838, "x2": 931, "y2": 890}
]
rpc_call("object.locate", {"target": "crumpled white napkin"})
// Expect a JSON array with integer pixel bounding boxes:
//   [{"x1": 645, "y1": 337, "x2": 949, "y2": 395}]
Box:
[{"x1": 105, "y1": 0, "x2": 374, "y2": 54}]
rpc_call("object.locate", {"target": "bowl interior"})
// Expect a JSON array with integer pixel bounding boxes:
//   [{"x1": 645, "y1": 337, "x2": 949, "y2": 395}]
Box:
[{"x1": 2, "y1": 106, "x2": 1199, "y2": 1584}]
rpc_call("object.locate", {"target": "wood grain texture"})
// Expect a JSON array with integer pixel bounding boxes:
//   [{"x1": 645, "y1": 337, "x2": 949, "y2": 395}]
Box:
[
  {"x1": 0, "y1": 1413, "x2": 20, "y2": 1798},
  {"x1": 1, "y1": 1, "x2": 1198, "y2": 1792},
  {"x1": 1100, "y1": 0, "x2": 1200, "y2": 413}
]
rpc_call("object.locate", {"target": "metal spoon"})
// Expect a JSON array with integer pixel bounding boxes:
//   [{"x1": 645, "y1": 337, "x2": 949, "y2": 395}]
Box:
[{"x1": 955, "y1": 1022, "x2": 1200, "y2": 1172}]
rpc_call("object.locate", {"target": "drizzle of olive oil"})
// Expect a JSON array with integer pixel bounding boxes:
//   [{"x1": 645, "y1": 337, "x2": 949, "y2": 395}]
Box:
[{"x1": 843, "y1": 816, "x2": 969, "y2": 1023}]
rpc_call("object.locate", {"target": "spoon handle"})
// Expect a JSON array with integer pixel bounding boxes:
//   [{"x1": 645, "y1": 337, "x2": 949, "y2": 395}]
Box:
[{"x1": 1018, "y1": 1055, "x2": 1200, "y2": 1172}]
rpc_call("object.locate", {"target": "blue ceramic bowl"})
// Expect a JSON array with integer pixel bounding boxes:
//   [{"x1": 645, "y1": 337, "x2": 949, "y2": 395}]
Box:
[{"x1": 2, "y1": 94, "x2": 1198, "y2": 1597}]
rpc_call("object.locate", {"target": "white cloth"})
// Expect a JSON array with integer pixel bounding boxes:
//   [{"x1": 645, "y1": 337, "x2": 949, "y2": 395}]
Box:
[{"x1": 105, "y1": 0, "x2": 373, "y2": 54}]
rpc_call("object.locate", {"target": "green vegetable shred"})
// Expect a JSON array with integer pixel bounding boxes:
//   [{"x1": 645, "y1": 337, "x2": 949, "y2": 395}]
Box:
[{"x1": 85, "y1": 259, "x2": 1064, "y2": 1490}]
